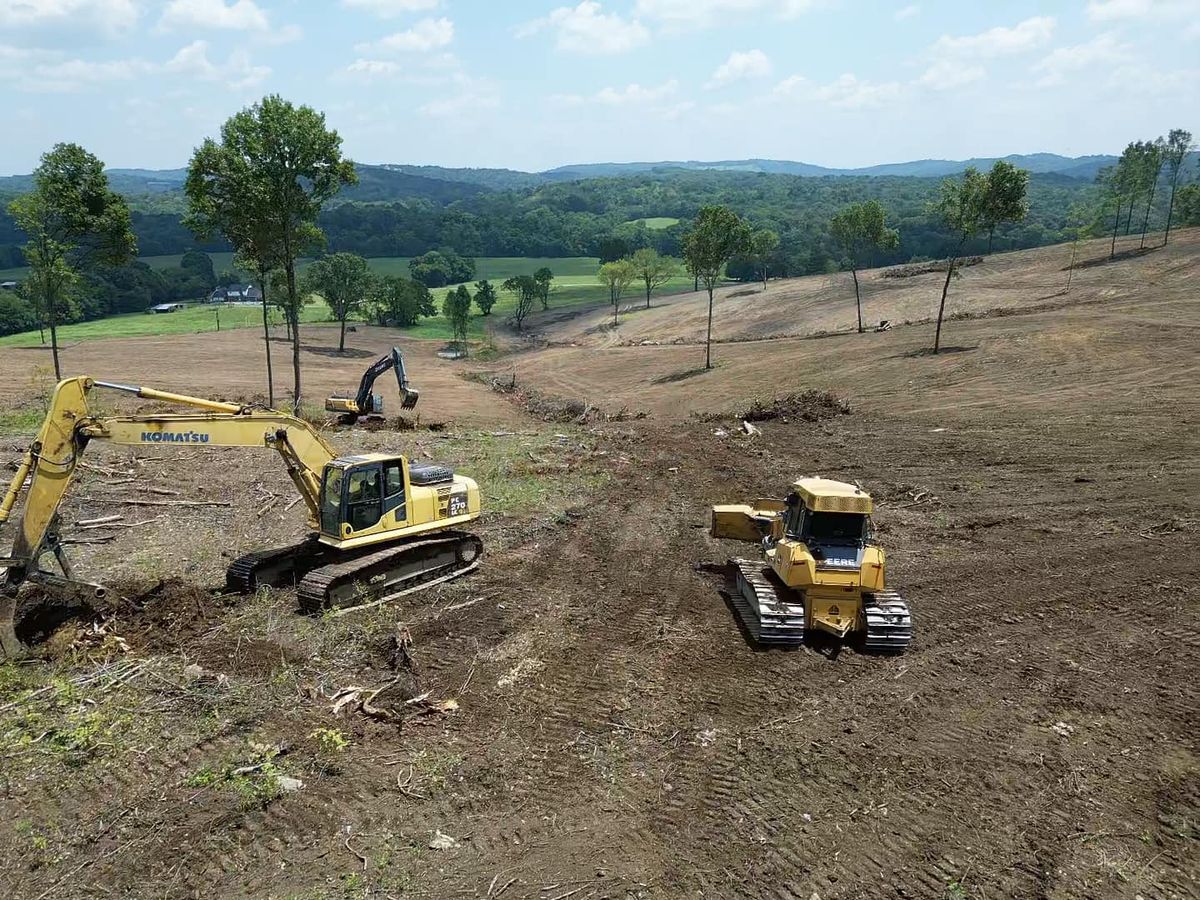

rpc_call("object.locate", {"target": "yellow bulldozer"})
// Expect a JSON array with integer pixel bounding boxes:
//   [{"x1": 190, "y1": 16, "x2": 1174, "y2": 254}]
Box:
[
  {"x1": 0, "y1": 375, "x2": 483, "y2": 660},
  {"x1": 711, "y1": 477, "x2": 912, "y2": 651}
]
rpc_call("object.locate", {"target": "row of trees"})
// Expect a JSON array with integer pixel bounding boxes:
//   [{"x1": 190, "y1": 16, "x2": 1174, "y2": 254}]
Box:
[{"x1": 1098, "y1": 129, "x2": 1194, "y2": 258}]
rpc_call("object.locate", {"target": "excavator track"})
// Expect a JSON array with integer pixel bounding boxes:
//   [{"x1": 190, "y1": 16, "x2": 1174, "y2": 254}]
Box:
[
  {"x1": 728, "y1": 558, "x2": 806, "y2": 647},
  {"x1": 296, "y1": 531, "x2": 483, "y2": 612},
  {"x1": 862, "y1": 589, "x2": 913, "y2": 653},
  {"x1": 225, "y1": 539, "x2": 329, "y2": 594}
]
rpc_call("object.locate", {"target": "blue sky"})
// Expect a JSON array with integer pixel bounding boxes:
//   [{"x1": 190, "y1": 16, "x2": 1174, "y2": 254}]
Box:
[{"x1": 1, "y1": 0, "x2": 1197, "y2": 174}]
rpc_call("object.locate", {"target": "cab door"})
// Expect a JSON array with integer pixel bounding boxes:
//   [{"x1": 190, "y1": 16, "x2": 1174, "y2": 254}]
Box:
[
  {"x1": 343, "y1": 464, "x2": 383, "y2": 534},
  {"x1": 382, "y1": 461, "x2": 407, "y2": 524}
]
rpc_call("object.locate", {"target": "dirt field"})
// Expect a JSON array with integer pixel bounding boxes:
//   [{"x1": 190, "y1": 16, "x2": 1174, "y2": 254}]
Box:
[{"x1": 1, "y1": 234, "x2": 1197, "y2": 899}]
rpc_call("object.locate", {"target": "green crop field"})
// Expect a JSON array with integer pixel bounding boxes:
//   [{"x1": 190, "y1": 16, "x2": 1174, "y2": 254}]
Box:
[{"x1": 624, "y1": 217, "x2": 680, "y2": 230}]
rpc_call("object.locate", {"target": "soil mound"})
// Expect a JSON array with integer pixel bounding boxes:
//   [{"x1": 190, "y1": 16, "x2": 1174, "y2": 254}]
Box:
[{"x1": 740, "y1": 390, "x2": 851, "y2": 423}]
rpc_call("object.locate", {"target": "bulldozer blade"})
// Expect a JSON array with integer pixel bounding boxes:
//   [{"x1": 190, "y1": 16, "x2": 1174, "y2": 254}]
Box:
[{"x1": 400, "y1": 388, "x2": 419, "y2": 410}]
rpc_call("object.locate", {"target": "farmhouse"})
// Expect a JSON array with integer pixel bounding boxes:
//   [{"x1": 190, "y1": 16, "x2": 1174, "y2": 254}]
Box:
[{"x1": 208, "y1": 284, "x2": 262, "y2": 303}]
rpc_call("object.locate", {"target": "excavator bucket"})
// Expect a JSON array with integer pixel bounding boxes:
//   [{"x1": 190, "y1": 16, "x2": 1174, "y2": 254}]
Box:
[{"x1": 399, "y1": 385, "x2": 419, "y2": 410}]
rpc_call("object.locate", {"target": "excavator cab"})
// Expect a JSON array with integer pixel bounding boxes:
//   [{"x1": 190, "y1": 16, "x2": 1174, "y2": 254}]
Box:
[{"x1": 316, "y1": 454, "x2": 476, "y2": 547}]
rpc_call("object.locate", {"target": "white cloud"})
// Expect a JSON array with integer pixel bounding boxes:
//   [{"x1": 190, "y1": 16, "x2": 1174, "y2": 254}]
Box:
[
  {"x1": 347, "y1": 59, "x2": 402, "y2": 76},
  {"x1": 360, "y1": 17, "x2": 454, "y2": 52},
  {"x1": 0, "y1": 0, "x2": 138, "y2": 35},
  {"x1": 418, "y1": 76, "x2": 499, "y2": 118},
  {"x1": 341, "y1": 0, "x2": 441, "y2": 15},
  {"x1": 517, "y1": 2, "x2": 650, "y2": 54},
  {"x1": 932, "y1": 16, "x2": 1055, "y2": 58},
  {"x1": 633, "y1": 0, "x2": 820, "y2": 29},
  {"x1": 163, "y1": 40, "x2": 270, "y2": 88},
  {"x1": 342, "y1": 52, "x2": 459, "y2": 82},
  {"x1": 917, "y1": 58, "x2": 984, "y2": 90},
  {"x1": 160, "y1": 0, "x2": 269, "y2": 31},
  {"x1": 553, "y1": 79, "x2": 680, "y2": 107},
  {"x1": 1086, "y1": 0, "x2": 1200, "y2": 22},
  {"x1": 1032, "y1": 33, "x2": 1131, "y2": 86},
  {"x1": 707, "y1": 49, "x2": 771, "y2": 88},
  {"x1": 894, "y1": 4, "x2": 919, "y2": 20},
  {"x1": 775, "y1": 73, "x2": 903, "y2": 109}
]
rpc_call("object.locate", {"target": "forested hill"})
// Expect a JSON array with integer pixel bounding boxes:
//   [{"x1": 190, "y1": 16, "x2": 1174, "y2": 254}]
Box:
[{"x1": 0, "y1": 167, "x2": 1100, "y2": 273}]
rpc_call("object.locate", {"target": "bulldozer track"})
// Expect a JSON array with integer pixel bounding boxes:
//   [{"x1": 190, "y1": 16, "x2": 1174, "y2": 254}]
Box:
[
  {"x1": 862, "y1": 589, "x2": 913, "y2": 652},
  {"x1": 728, "y1": 558, "x2": 806, "y2": 647}
]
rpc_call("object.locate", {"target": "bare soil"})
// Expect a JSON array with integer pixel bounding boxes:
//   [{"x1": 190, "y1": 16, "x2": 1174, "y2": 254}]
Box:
[{"x1": 1, "y1": 232, "x2": 1197, "y2": 899}]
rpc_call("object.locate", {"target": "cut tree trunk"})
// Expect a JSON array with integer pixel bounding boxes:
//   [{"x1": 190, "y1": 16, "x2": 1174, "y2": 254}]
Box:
[
  {"x1": 705, "y1": 286, "x2": 715, "y2": 369},
  {"x1": 934, "y1": 240, "x2": 966, "y2": 354},
  {"x1": 339, "y1": 317, "x2": 347, "y2": 352}
]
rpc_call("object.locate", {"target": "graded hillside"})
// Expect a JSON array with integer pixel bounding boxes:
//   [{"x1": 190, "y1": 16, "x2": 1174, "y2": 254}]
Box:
[{"x1": 0, "y1": 231, "x2": 1196, "y2": 899}]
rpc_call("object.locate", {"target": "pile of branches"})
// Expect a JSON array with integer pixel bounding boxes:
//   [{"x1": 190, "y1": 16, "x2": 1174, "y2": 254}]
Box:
[{"x1": 881, "y1": 256, "x2": 983, "y2": 279}]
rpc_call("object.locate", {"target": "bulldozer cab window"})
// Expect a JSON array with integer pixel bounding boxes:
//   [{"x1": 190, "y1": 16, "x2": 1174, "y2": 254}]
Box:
[
  {"x1": 346, "y1": 466, "x2": 383, "y2": 531},
  {"x1": 808, "y1": 512, "x2": 867, "y2": 544}
]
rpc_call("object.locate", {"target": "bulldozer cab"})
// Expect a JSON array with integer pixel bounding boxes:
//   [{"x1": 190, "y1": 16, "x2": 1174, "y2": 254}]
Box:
[{"x1": 320, "y1": 456, "x2": 408, "y2": 538}]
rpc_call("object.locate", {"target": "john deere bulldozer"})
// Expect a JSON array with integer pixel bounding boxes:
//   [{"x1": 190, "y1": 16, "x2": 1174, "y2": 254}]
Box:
[
  {"x1": 711, "y1": 477, "x2": 912, "y2": 651},
  {"x1": 0, "y1": 375, "x2": 483, "y2": 659}
]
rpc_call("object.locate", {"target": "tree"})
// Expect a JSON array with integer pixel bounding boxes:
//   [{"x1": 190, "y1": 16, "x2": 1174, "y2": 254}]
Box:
[
  {"x1": 598, "y1": 236, "x2": 630, "y2": 263},
  {"x1": 185, "y1": 95, "x2": 356, "y2": 413},
  {"x1": 8, "y1": 143, "x2": 136, "y2": 378},
  {"x1": 0, "y1": 292, "x2": 35, "y2": 337},
  {"x1": 408, "y1": 249, "x2": 474, "y2": 287},
  {"x1": 1162, "y1": 128, "x2": 1195, "y2": 246},
  {"x1": 442, "y1": 283, "x2": 472, "y2": 351},
  {"x1": 980, "y1": 160, "x2": 1030, "y2": 253},
  {"x1": 1132, "y1": 139, "x2": 1165, "y2": 249},
  {"x1": 302, "y1": 252, "x2": 373, "y2": 352},
  {"x1": 1176, "y1": 183, "x2": 1200, "y2": 226},
  {"x1": 502, "y1": 275, "x2": 538, "y2": 331},
  {"x1": 630, "y1": 247, "x2": 678, "y2": 309},
  {"x1": 597, "y1": 259, "x2": 636, "y2": 326},
  {"x1": 829, "y1": 201, "x2": 900, "y2": 334},
  {"x1": 473, "y1": 279, "x2": 497, "y2": 315},
  {"x1": 366, "y1": 276, "x2": 435, "y2": 327},
  {"x1": 533, "y1": 266, "x2": 554, "y2": 310},
  {"x1": 682, "y1": 205, "x2": 751, "y2": 369},
  {"x1": 929, "y1": 167, "x2": 988, "y2": 353},
  {"x1": 746, "y1": 229, "x2": 780, "y2": 291}
]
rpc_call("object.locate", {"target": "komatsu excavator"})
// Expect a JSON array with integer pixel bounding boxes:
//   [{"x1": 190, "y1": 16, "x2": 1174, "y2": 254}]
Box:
[
  {"x1": 0, "y1": 375, "x2": 483, "y2": 659},
  {"x1": 325, "y1": 346, "x2": 419, "y2": 425},
  {"x1": 711, "y1": 478, "x2": 912, "y2": 652}
]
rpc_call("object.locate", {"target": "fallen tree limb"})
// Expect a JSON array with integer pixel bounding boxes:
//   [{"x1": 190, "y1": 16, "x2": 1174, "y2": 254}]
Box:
[{"x1": 77, "y1": 497, "x2": 231, "y2": 508}]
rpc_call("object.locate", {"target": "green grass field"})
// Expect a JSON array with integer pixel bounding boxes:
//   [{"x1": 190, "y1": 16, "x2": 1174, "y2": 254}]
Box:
[
  {"x1": 0, "y1": 257, "x2": 692, "y2": 347},
  {"x1": 625, "y1": 217, "x2": 680, "y2": 230}
]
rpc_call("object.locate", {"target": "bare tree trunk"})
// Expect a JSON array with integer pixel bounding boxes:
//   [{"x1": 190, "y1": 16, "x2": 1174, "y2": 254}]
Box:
[
  {"x1": 645, "y1": 281, "x2": 651, "y2": 309},
  {"x1": 49, "y1": 321, "x2": 61, "y2": 380},
  {"x1": 258, "y1": 271, "x2": 274, "y2": 408},
  {"x1": 1123, "y1": 199, "x2": 1134, "y2": 235},
  {"x1": 284, "y1": 257, "x2": 301, "y2": 414},
  {"x1": 1140, "y1": 185, "x2": 1156, "y2": 249},
  {"x1": 761, "y1": 267, "x2": 767, "y2": 292},
  {"x1": 705, "y1": 284, "x2": 715, "y2": 369},
  {"x1": 852, "y1": 266, "x2": 863, "y2": 334},
  {"x1": 693, "y1": 274, "x2": 698, "y2": 292},
  {"x1": 1163, "y1": 176, "x2": 1180, "y2": 246},
  {"x1": 987, "y1": 228, "x2": 995, "y2": 254},
  {"x1": 1110, "y1": 197, "x2": 1122, "y2": 259},
  {"x1": 934, "y1": 240, "x2": 965, "y2": 354},
  {"x1": 1066, "y1": 239, "x2": 1078, "y2": 293},
  {"x1": 338, "y1": 315, "x2": 347, "y2": 352}
]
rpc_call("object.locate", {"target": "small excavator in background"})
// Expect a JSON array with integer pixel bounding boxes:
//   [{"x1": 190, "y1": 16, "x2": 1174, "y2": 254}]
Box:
[
  {"x1": 0, "y1": 375, "x2": 483, "y2": 660},
  {"x1": 325, "y1": 346, "x2": 419, "y2": 425},
  {"x1": 711, "y1": 477, "x2": 912, "y2": 652}
]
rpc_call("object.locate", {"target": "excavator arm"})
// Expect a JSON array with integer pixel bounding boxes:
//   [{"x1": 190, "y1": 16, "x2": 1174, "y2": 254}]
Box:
[
  {"x1": 326, "y1": 347, "x2": 419, "y2": 419},
  {"x1": 0, "y1": 376, "x2": 338, "y2": 658}
]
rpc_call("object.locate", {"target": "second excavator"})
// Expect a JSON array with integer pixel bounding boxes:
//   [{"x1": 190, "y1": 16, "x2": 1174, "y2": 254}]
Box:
[
  {"x1": 0, "y1": 375, "x2": 483, "y2": 660},
  {"x1": 325, "y1": 346, "x2": 419, "y2": 425}
]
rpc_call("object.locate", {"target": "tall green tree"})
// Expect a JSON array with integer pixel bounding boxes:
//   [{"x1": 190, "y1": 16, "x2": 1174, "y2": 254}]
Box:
[
  {"x1": 682, "y1": 205, "x2": 751, "y2": 369},
  {"x1": 630, "y1": 247, "x2": 678, "y2": 309},
  {"x1": 533, "y1": 266, "x2": 554, "y2": 310},
  {"x1": 442, "y1": 283, "x2": 473, "y2": 351},
  {"x1": 598, "y1": 259, "x2": 636, "y2": 326},
  {"x1": 1162, "y1": 128, "x2": 1194, "y2": 246},
  {"x1": 302, "y1": 252, "x2": 373, "y2": 352},
  {"x1": 980, "y1": 160, "x2": 1030, "y2": 253},
  {"x1": 746, "y1": 229, "x2": 780, "y2": 291},
  {"x1": 829, "y1": 200, "x2": 899, "y2": 334},
  {"x1": 185, "y1": 95, "x2": 356, "y2": 412},
  {"x1": 1137, "y1": 139, "x2": 1166, "y2": 249},
  {"x1": 473, "y1": 279, "x2": 497, "y2": 316},
  {"x1": 929, "y1": 168, "x2": 988, "y2": 354},
  {"x1": 502, "y1": 275, "x2": 538, "y2": 331},
  {"x1": 366, "y1": 276, "x2": 435, "y2": 327},
  {"x1": 8, "y1": 143, "x2": 136, "y2": 378}
]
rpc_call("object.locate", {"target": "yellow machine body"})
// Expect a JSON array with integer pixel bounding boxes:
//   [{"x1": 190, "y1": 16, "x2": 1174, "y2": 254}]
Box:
[{"x1": 711, "y1": 478, "x2": 891, "y2": 641}]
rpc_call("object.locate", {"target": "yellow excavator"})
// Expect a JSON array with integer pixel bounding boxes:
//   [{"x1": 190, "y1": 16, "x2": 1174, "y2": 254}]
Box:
[
  {"x1": 711, "y1": 477, "x2": 912, "y2": 652},
  {"x1": 325, "y1": 346, "x2": 419, "y2": 425},
  {"x1": 0, "y1": 375, "x2": 483, "y2": 659}
]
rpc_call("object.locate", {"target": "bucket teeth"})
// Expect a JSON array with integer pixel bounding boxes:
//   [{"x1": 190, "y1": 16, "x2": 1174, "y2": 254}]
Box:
[{"x1": 728, "y1": 558, "x2": 806, "y2": 647}]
